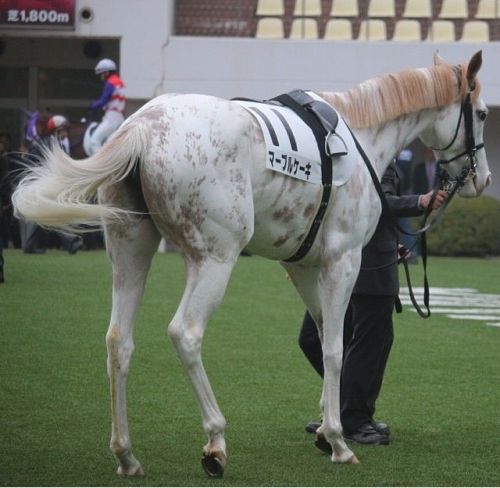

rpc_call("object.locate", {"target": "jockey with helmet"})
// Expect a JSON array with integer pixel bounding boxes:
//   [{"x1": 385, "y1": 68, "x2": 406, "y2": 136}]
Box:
[
  {"x1": 88, "y1": 58, "x2": 126, "y2": 155},
  {"x1": 22, "y1": 114, "x2": 83, "y2": 254},
  {"x1": 47, "y1": 115, "x2": 70, "y2": 154}
]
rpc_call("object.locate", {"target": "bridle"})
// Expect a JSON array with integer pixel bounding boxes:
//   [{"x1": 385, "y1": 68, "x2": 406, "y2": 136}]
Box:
[
  {"x1": 348, "y1": 86, "x2": 485, "y2": 318},
  {"x1": 431, "y1": 90, "x2": 485, "y2": 197}
]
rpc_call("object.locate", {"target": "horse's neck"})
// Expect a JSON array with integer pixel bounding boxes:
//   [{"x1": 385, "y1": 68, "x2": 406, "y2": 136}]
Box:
[{"x1": 353, "y1": 108, "x2": 435, "y2": 178}]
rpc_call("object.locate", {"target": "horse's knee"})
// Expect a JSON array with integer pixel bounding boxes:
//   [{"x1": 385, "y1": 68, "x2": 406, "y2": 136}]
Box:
[
  {"x1": 168, "y1": 320, "x2": 203, "y2": 366},
  {"x1": 167, "y1": 319, "x2": 182, "y2": 344}
]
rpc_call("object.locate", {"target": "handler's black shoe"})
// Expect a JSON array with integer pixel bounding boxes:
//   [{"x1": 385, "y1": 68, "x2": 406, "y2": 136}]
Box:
[
  {"x1": 307, "y1": 420, "x2": 390, "y2": 436},
  {"x1": 305, "y1": 421, "x2": 321, "y2": 433},
  {"x1": 344, "y1": 422, "x2": 390, "y2": 445},
  {"x1": 372, "y1": 420, "x2": 390, "y2": 436}
]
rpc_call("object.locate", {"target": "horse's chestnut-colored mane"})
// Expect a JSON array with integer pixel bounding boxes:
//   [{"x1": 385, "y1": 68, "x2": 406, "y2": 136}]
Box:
[{"x1": 320, "y1": 61, "x2": 481, "y2": 129}]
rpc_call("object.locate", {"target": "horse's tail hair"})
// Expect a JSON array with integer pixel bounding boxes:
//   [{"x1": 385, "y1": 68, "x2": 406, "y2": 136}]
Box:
[{"x1": 12, "y1": 121, "x2": 150, "y2": 232}]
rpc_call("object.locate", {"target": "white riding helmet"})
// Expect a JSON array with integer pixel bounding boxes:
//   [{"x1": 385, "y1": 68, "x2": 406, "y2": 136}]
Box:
[
  {"x1": 95, "y1": 58, "x2": 117, "y2": 75},
  {"x1": 47, "y1": 115, "x2": 69, "y2": 134}
]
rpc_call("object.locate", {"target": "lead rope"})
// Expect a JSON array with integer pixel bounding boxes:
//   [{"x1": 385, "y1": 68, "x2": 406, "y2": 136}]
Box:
[
  {"x1": 345, "y1": 128, "x2": 437, "y2": 318},
  {"x1": 401, "y1": 229, "x2": 431, "y2": 317}
]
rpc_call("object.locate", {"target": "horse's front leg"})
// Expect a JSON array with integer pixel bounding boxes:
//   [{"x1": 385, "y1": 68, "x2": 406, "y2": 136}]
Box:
[
  {"x1": 168, "y1": 256, "x2": 238, "y2": 478},
  {"x1": 318, "y1": 249, "x2": 361, "y2": 464},
  {"x1": 104, "y1": 216, "x2": 161, "y2": 476}
]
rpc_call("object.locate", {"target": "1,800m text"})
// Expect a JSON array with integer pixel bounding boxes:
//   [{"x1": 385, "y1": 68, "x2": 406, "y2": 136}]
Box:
[{"x1": 6, "y1": 9, "x2": 70, "y2": 24}]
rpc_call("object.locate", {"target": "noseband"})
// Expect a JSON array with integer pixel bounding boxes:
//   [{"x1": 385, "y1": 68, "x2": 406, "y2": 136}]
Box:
[{"x1": 432, "y1": 91, "x2": 485, "y2": 195}]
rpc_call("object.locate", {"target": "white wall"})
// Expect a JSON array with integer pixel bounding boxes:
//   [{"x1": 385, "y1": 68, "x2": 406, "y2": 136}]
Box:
[
  {"x1": 75, "y1": 0, "x2": 175, "y2": 99},
  {"x1": 162, "y1": 36, "x2": 500, "y2": 105}
]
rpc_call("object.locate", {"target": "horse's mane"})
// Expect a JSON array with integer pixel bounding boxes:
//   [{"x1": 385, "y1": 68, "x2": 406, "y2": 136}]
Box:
[{"x1": 320, "y1": 62, "x2": 481, "y2": 129}]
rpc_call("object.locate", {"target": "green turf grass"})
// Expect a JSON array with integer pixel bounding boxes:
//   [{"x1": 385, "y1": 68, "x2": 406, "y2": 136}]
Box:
[{"x1": 1, "y1": 250, "x2": 499, "y2": 486}]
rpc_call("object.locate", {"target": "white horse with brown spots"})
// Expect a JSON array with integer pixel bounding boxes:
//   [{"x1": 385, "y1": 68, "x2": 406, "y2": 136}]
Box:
[{"x1": 13, "y1": 51, "x2": 491, "y2": 477}]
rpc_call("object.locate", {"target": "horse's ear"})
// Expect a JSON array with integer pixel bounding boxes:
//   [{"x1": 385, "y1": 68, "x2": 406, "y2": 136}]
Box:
[
  {"x1": 433, "y1": 50, "x2": 446, "y2": 65},
  {"x1": 466, "y1": 50, "x2": 482, "y2": 90}
]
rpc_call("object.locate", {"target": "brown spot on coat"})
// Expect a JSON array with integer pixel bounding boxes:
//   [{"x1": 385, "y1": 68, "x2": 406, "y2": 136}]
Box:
[
  {"x1": 273, "y1": 235, "x2": 289, "y2": 247},
  {"x1": 273, "y1": 206, "x2": 295, "y2": 223},
  {"x1": 303, "y1": 203, "x2": 316, "y2": 218}
]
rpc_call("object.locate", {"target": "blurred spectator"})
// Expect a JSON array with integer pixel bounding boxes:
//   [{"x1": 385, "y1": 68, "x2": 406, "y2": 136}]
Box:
[
  {"x1": 20, "y1": 113, "x2": 51, "y2": 253},
  {"x1": 46, "y1": 115, "x2": 83, "y2": 254},
  {"x1": 395, "y1": 149, "x2": 413, "y2": 195},
  {"x1": 411, "y1": 148, "x2": 438, "y2": 258},
  {"x1": 0, "y1": 130, "x2": 14, "y2": 282},
  {"x1": 47, "y1": 115, "x2": 71, "y2": 153},
  {"x1": 21, "y1": 114, "x2": 82, "y2": 254},
  {"x1": 395, "y1": 149, "x2": 417, "y2": 261},
  {"x1": 412, "y1": 147, "x2": 437, "y2": 194}
]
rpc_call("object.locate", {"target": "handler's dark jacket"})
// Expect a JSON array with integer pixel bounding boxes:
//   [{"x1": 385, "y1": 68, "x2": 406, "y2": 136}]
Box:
[{"x1": 353, "y1": 163, "x2": 424, "y2": 296}]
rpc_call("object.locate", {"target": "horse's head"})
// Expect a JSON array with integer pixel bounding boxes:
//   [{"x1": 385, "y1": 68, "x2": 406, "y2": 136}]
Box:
[{"x1": 420, "y1": 51, "x2": 491, "y2": 198}]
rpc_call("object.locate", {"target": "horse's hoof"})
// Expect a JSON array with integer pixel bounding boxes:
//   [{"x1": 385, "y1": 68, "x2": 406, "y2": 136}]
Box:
[
  {"x1": 117, "y1": 464, "x2": 144, "y2": 477},
  {"x1": 314, "y1": 434, "x2": 333, "y2": 455},
  {"x1": 201, "y1": 453, "x2": 225, "y2": 478},
  {"x1": 347, "y1": 455, "x2": 360, "y2": 464}
]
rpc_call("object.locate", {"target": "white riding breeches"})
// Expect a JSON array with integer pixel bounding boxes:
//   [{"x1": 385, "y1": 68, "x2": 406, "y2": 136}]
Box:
[{"x1": 88, "y1": 110, "x2": 124, "y2": 156}]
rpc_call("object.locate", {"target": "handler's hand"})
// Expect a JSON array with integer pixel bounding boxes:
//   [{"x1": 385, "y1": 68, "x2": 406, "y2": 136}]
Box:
[
  {"x1": 398, "y1": 244, "x2": 411, "y2": 261},
  {"x1": 420, "y1": 190, "x2": 448, "y2": 210}
]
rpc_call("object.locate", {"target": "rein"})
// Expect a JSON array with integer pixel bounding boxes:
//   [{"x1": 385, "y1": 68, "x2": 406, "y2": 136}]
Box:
[
  {"x1": 346, "y1": 128, "x2": 432, "y2": 318},
  {"x1": 346, "y1": 90, "x2": 484, "y2": 318}
]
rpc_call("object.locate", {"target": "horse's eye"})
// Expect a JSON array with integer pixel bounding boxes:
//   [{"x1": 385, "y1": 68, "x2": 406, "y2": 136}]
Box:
[{"x1": 477, "y1": 110, "x2": 487, "y2": 122}]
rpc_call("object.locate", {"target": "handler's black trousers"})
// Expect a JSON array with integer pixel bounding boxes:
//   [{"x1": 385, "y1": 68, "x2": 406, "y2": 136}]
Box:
[{"x1": 298, "y1": 294, "x2": 394, "y2": 434}]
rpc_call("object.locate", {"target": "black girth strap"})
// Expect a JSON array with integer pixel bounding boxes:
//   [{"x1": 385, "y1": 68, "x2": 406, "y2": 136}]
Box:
[{"x1": 271, "y1": 90, "x2": 338, "y2": 262}]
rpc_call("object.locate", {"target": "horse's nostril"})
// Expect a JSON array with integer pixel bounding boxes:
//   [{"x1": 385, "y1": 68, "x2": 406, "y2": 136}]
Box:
[{"x1": 486, "y1": 174, "x2": 492, "y2": 187}]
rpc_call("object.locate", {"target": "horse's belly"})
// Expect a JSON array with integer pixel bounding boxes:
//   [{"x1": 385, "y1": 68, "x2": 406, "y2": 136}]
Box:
[{"x1": 246, "y1": 174, "x2": 322, "y2": 260}]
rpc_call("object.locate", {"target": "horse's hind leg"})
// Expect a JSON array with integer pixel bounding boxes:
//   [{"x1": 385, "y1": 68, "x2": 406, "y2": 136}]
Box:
[
  {"x1": 168, "y1": 256, "x2": 238, "y2": 478},
  {"x1": 104, "y1": 211, "x2": 161, "y2": 476}
]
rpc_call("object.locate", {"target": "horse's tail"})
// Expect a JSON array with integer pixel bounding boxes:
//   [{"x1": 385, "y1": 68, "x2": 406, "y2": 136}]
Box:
[{"x1": 13, "y1": 121, "x2": 149, "y2": 232}]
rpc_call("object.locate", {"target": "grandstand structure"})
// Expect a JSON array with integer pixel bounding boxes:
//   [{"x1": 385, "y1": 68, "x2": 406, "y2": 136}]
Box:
[{"x1": 176, "y1": 0, "x2": 500, "y2": 42}]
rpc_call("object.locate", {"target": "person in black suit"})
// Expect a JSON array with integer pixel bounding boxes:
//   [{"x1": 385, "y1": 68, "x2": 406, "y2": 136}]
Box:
[
  {"x1": 412, "y1": 147, "x2": 437, "y2": 194},
  {"x1": 395, "y1": 149, "x2": 417, "y2": 260},
  {"x1": 299, "y1": 162, "x2": 447, "y2": 445}
]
